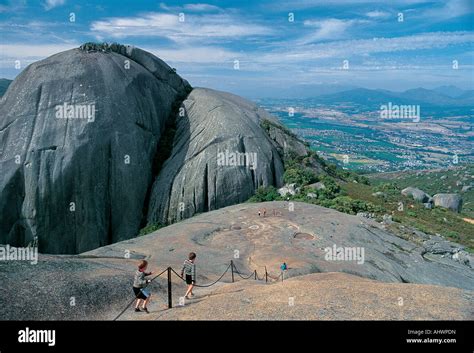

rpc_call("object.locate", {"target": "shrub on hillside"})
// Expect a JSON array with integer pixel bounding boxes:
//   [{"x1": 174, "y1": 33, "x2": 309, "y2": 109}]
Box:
[
  {"x1": 248, "y1": 186, "x2": 282, "y2": 202},
  {"x1": 283, "y1": 166, "x2": 318, "y2": 186},
  {"x1": 260, "y1": 119, "x2": 298, "y2": 139},
  {"x1": 374, "y1": 182, "x2": 400, "y2": 193},
  {"x1": 139, "y1": 223, "x2": 164, "y2": 236},
  {"x1": 319, "y1": 196, "x2": 384, "y2": 215}
]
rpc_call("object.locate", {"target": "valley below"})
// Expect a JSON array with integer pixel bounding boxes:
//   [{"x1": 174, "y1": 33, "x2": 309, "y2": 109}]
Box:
[{"x1": 261, "y1": 97, "x2": 473, "y2": 172}]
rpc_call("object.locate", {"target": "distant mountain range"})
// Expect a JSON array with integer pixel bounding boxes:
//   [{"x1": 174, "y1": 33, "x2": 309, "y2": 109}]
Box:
[
  {"x1": 307, "y1": 86, "x2": 474, "y2": 108},
  {"x1": 1, "y1": 75, "x2": 472, "y2": 108},
  {"x1": 254, "y1": 83, "x2": 358, "y2": 99},
  {"x1": 432, "y1": 85, "x2": 469, "y2": 98}
]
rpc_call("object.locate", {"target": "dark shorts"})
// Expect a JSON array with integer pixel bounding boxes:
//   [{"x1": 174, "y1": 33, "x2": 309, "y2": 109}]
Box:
[
  {"x1": 133, "y1": 287, "x2": 149, "y2": 300},
  {"x1": 185, "y1": 274, "x2": 194, "y2": 285}
]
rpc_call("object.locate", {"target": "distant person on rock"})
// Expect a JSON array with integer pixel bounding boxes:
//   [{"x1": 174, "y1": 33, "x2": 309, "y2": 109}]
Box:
[
  {"x1": 258, "y1": 209, "x2": 261, "y2": 217},
  {"x1": 280, "y1": 262, "x2": 288, "y2": 280},
  {"x1": 181, "y1": 252, "x2": 197, "y2": 299},
  {"x1": 263, "y1": 208, "x2": 267, "y2": 217},
  {"x1": 133, "y1": 260, "x2": 153, "y2": 313}
]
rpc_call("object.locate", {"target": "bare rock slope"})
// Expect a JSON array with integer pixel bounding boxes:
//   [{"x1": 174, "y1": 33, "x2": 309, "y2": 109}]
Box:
[
  {"x1": 154, "y1": 272, "x2": 472, "y2": 320},
  {"x1": 146, "y1": 88, "x2": 306, "y2": 225},
  {"x1": 1, "y1": 202, "x2": 472, "y2": 320}
]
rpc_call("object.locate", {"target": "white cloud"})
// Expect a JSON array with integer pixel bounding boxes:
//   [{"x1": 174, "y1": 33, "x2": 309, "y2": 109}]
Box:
[
  {"x1": 265, "y1": 0, "x2": 433, "y2": 11},
  {"x1": 144, "y1": 46, "x2": 239, "y2": 64},
  {"x1": 0, "y1": 0, "x2": 26, "y2": 13},
  {"x1": 258, "y1": 32, "x2": 474, "y2": 64},
  {"x1": 159, "y1": 2, "x2": 221, "y2": 12},
  {"x1": 0, "y1": 42, "x2": 239, "y2": 70},
  {"x1": 43, "y1": 0, "x2": 65, "y2": 10},
  {"x1": 0, "y1": 43, "x2": 78, "y2": 68},
  {"x1": 90, "y1": 12, "x2": 272, "y2": 43},
  {"x1": 365, "y1": 10, "x2": 391, "y2": 18},
  {"x1": 421, "y1": 0, "x2": 473, "y2": 20},
  {"x1": 300, "y1": 19, "x2": 367, "y2": 44},
  {"x1": 183, "y1": 4, "x2": 221, "y2": 12}
]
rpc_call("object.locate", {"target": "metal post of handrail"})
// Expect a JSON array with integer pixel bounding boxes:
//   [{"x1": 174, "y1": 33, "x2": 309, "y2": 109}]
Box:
[{"x1": 167, "y1": 267, "x2": 172, "y2": 308}]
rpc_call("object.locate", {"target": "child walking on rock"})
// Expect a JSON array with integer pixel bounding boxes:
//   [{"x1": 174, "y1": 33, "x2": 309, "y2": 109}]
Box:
[
  {"x1": 132, "y1": 260, "x2": 153, "y2": 313},
  {"x1": 181, "y1": 252, "x2": 197, "y2": 299}
]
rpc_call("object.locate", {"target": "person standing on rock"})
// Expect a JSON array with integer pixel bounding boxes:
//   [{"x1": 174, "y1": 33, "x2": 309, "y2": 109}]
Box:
[
  {"x1": 181, "y1": 252, "x2": 197, "y2": 299},
  {"x1": 133, "y1": 260, "x2": 153, "y2": 313}
]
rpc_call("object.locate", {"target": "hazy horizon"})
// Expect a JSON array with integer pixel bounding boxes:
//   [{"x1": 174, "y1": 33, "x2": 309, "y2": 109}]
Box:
[{"x1": 1, "y1": 73, "x2": 472, "y2": 101}]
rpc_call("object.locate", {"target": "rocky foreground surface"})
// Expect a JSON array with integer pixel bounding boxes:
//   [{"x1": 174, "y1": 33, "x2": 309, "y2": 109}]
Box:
[
  {"x1": 151, "y1": 272, "x2": 472, "y2": 320},
  {"x1": 1, "y1": 202, "x2": 472, "y2": 320}
]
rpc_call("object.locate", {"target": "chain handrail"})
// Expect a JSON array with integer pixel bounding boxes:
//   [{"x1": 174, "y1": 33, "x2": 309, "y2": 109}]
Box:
[
  {"x1": 113, "y1": 259, "x2": 285, "y2": 319},
  {"x1": 113, "y1": 267, "x2": 168, "y2": 321}
]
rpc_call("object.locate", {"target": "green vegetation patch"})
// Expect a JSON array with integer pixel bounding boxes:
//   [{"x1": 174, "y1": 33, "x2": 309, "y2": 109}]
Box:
[{"x1": 139, "y1": 223, "x2": 164, "y2": 236}]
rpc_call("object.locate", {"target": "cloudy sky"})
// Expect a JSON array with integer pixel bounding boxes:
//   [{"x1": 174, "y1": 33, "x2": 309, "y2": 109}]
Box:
[{"x1": 0, "y1": 0, "x2": 473, "y2": 97}]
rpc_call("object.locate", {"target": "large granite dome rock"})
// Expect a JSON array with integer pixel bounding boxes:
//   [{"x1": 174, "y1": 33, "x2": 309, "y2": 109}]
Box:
[
  {"x1": 0, "y1": 45, "x2": 191, "y2": 253},
  {"x1": 0, "y1": 45, "x2": 309, "y2": 254},
  {"x1": 146, "y1": 88, "x2": 306, "y2": 225}
]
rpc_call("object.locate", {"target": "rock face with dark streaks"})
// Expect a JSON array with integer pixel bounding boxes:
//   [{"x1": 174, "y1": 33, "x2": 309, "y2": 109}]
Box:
[
  {"x1": 0, "y1": 44, "x2": 191, "y2": 254},
  {"x1": 146, "y1": 88, "x2": 306, "y2": 225},
  {"x1": 0, "y1": 45, "x2": 308, "y2": 253}
]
